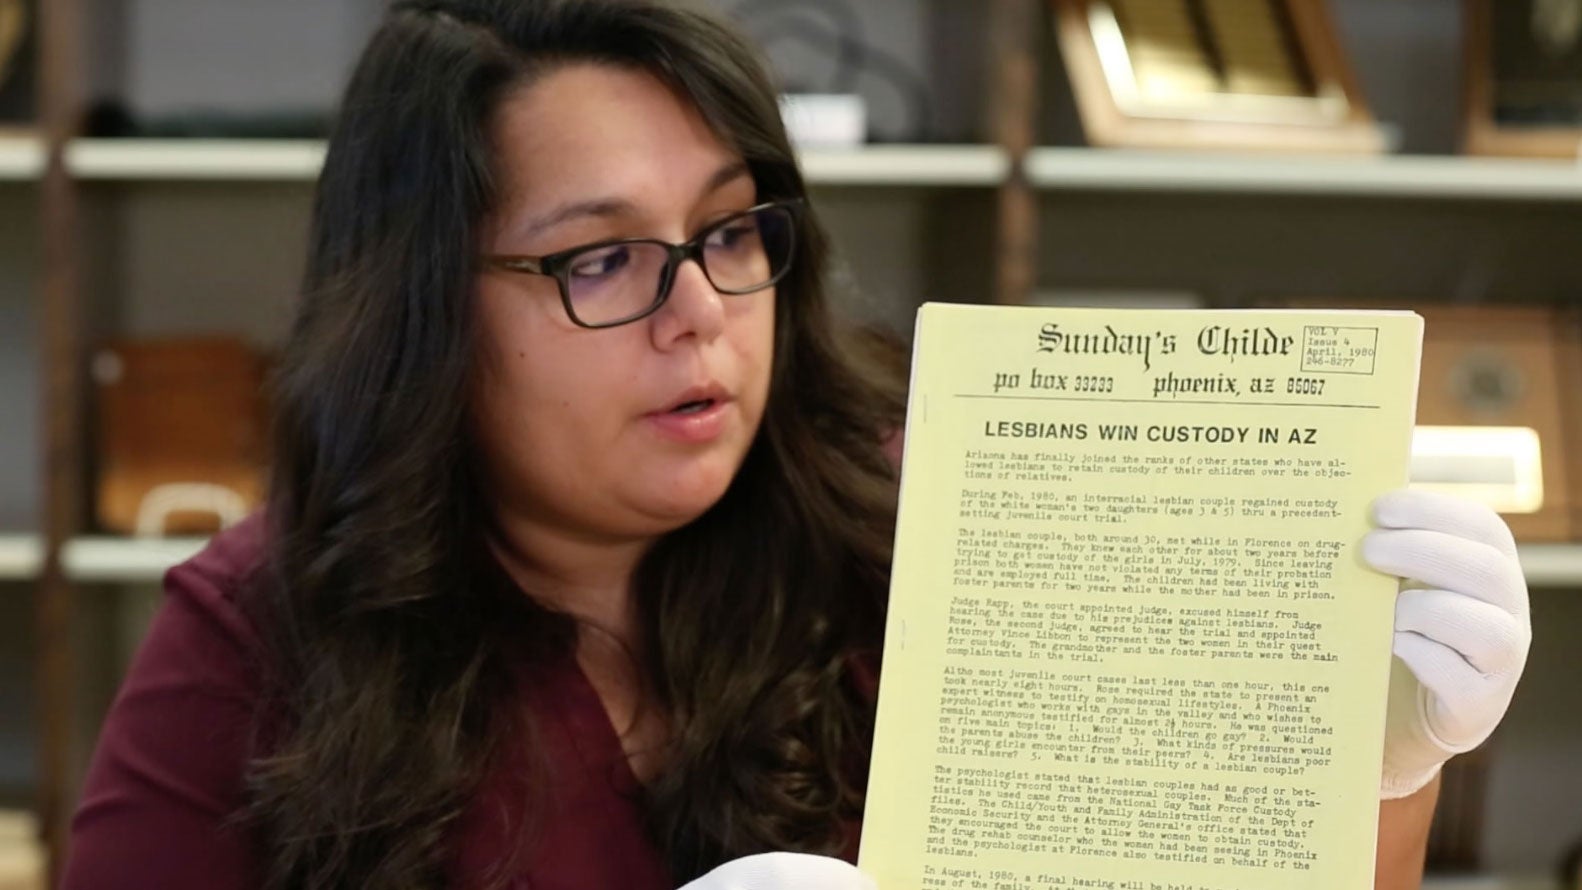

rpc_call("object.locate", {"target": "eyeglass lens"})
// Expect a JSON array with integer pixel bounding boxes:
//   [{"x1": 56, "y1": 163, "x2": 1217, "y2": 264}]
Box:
[{"x1": 563, "y1": 205, "x2": 794, "y2": 326}]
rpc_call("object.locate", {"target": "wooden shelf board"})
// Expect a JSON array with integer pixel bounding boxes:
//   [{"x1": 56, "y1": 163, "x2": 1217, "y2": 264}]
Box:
[
  {"x1": 63, "y1": 139, "x2": 1011, "y2": 187},
  {"x1": 0, "y1": 535, "x2": 42, "y2": 580},
  {"x1": 0, "y1": 134, "x2": 45, "y2": 181},
  {"x1": 66, "y1": 139, "x2": 328, "y2": 180},
  {"x1": 1028, "y1": 147, "x2": 1582, "y2": 201},
  {"x1": 61, "y1": 536, "x2": 209, "y2": 583},
  {"x1": 45, "y1": 535, "x2": 1582, "y2": 587},
  {"x1": 1513, "y1": 544, "x2": 1582, "y2": 589},
  {"x1": 801, "y1": 144, "x2": 1010, "y2": 186},
  {"x1": 58, "y1": 140, "x2": 1582, "y2": 201}
]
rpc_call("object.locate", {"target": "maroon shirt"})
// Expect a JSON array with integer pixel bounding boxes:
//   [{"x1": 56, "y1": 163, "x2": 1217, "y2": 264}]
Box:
[{"x1": 63, "y1": 516, "x2": 867, "y2": 888}]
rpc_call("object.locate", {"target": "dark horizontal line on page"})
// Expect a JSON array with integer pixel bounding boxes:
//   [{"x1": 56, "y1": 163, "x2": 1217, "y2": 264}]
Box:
[{"x1": 953, "y1": 394, "x2": 1382, "y2": 410}]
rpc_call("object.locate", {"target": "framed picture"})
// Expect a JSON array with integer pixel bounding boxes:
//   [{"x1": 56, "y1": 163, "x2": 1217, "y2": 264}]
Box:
[
  {"x1": 1051, "y1": 0, "x2": 1384, "y2": 152},
  {"x1": 1271, "y1": 300, "x2": 1582, "y2": 543},
  {"x1": 1411, "y1": 304, "x2": 1581, "y2": 543},
  {"x1": 1464, "y1": 0, "x2": 1582, "y2": 157}
]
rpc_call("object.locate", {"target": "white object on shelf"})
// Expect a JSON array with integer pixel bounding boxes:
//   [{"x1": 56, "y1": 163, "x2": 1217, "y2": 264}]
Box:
[
  {"x1": 62, "y1": 536, "x2": 210, "y2": 583},
  {"x1": 0, "y1": 535, "x2": 41, "y2": 580},
  {"x1": 780, "y1": 93, "x2": 867, "y2": 149},
  {"x1": 0, "y1": 134, "x2": 44, "y2": 181},
  {"x1": 1027, "y1": 147, "x2": 1582, "y2": 201},
  {"x1": 135, "y1": 483, "x2": 249, "y2": 536},
  {"x1": 66, "y1": 139, "x2": 328, "y2": 181},
  {"x1": 1409, "y1": 426, "x2": 1545, "y2": 515}
]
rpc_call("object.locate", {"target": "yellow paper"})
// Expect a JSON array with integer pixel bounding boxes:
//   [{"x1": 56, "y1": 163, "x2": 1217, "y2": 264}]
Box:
[{"x1": 860, "y1": 305, "x2": 1423, "y2": 890}]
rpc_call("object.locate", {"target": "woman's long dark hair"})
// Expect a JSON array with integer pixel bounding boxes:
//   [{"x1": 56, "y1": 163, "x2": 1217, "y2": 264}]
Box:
[{"x1": 250, "y1": 2, "x2": 905, "y2": 888}]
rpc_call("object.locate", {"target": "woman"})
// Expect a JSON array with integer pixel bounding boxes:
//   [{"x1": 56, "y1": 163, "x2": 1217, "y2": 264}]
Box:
[{"x1": 62, "y1": 2, "x2": 1530, "y2": 889}]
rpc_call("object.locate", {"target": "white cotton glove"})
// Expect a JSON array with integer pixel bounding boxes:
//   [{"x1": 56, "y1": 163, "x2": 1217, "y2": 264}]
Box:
[
  {"x1": 1362, "y1": 489, "x2": 1531, "y2": 800},
  {"x1": 678, "y1": 853, "x2": 876, "y2": 890}
]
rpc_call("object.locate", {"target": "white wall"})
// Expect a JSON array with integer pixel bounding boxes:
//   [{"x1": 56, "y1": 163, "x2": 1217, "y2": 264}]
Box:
[{"x1": 109, "y1": 0, "x2": 385, "y2": 117}]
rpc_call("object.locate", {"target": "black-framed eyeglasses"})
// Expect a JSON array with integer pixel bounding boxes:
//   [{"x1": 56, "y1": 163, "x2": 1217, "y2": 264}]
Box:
[{"x1": 484, "y1": 199, "x2": 802, "y2": 329}]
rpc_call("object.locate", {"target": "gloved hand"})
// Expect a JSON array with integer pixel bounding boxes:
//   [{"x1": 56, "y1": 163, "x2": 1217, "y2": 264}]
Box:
[
  {"x1": 679, "y1": 853, "x2": 875, "y2": 890},
  {"x1": 1363, "y1": 489, "x2": 1531, "y2": 799}
]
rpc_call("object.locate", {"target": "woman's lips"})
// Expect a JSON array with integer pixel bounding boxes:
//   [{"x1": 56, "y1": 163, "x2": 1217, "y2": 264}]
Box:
[{"x1": 645, "y1": 396, "x2": 733, "y2": 444}]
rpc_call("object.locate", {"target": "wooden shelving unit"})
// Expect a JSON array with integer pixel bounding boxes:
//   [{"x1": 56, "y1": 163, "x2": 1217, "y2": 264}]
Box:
[{"x1": 8, "y1": 0, "x2": 1581, "y2": 884}]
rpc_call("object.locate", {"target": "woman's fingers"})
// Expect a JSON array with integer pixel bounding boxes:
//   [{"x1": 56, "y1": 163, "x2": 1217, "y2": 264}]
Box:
[
  {"x1": 1363, "y1": 528, "x2": 1527, "y2": 617},
  {"x1": 1372, "y1": 489, "x2": 1518, "y2": 559},
  {"x1": 1393, "y1": 587, "x2": 1530, "y2": 677},
  {"x1": 1393, "y1": 630, "x2": 1520, "y2": 750}
]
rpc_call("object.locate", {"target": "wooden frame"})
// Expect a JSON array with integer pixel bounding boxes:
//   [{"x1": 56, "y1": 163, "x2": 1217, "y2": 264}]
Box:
[
  {"x1": 1463, "y1": 0, "x2": 1582, "y2": 158},
  {"x1": 1051, "y1": 0, "x2": 1384, "y2": 152}
]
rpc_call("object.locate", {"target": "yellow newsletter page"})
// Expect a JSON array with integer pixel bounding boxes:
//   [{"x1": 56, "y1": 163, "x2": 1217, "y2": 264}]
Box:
[{"x1": 860, "y1": 305, "x2": 1423, "y2": 890}]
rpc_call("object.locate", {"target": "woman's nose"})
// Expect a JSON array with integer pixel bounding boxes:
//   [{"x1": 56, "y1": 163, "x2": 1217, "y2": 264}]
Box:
[{"x1": 650, "y1": 256, "x2": 726, "y2": 348}]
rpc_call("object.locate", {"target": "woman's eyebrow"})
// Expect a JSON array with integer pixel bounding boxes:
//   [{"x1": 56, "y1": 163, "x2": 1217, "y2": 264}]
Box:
[
  {"x1": 514, "y1": 161, "x2": 752, "y2": 241},
  {"x1": 702, "y1": 161, "x2": 752, "y2": 196},
  {"x1": 518, "y1": 197, "x2": 635, "y2": 241}
]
